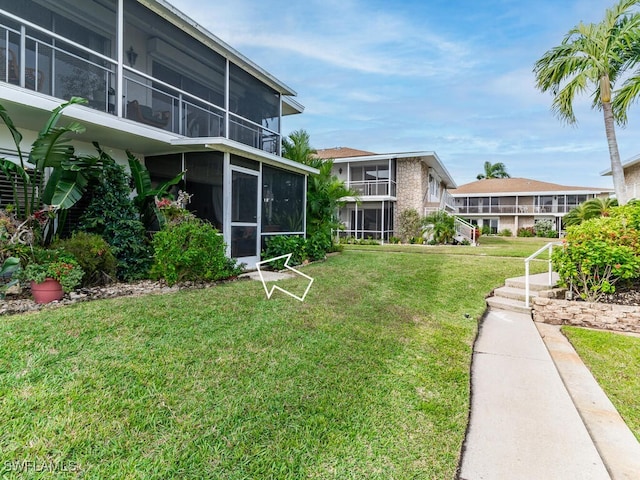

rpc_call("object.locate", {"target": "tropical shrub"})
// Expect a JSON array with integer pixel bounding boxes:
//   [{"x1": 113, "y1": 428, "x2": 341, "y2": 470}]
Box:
[
  {"x1": 499, "y1": 228, "x2": 513, "y2": 237},
  {"x1": 397, "y1": 208, "x2": 422, "y2": 243},
  {"x1": 534, "y1": 219, "x2": 557, "y2": 238},
  {"x1": 563, "y1": 197, "x2": 618, "y2": 228},
  {"x1": 151, "y1": 218, "x2": 242, "y2": 286},
  {"x1": 517, "y1": 226, "x2": 536, "y2": 237},
  {"x1": 128, "y1": 152, "x2": 184, "y2": 230},
  {"x1": 306, "y1": 231, "x2": 333, "y2": 261},
  {"x1": 553, "y1": 207, "x2": 640, "y2": 302},
  {"x1": 282, "y1": 130, "x2": 356, "y2": 259},
  {"x1": 423, "y1": 210, "x2": 455, "y2": 244},
  {"x1": 155, "y1": 191, "x2": 194, "y2": 225},
  {"x1": 54, "y1": 232, "x2": 117, "y2": 287},
  {"x1": 0, "y1": 98, "x2": 105, "y2": 244},
  {"x1": 263, "y1": 235, "x2": 307, "y2": 270},
  {"x1": 79, "y1": 145, "x2": 152, "y2": 281}
]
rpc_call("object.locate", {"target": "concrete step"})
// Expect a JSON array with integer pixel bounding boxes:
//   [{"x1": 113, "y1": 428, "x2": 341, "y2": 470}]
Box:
[
  {"x1": 486, "y1": 295, "x2": 531, "y2": 315},
  {"x1": 505, "y1": 272, "x2": 559, "y2": 292},
  {"x1": 493, "y1": 286, "x2": 538, "y2": 302}
]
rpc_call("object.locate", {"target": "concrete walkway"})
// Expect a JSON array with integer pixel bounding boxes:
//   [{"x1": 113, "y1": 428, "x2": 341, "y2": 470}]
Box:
[{"x1": 458, "y1": 308, "x2": 640, "y2": 480}]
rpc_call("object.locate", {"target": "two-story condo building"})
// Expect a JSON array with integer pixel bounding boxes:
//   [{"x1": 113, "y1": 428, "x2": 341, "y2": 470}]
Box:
[
  {"x1": 316, "y1": 147, "x2": 457, "y2": 241},
  {"x1": 451, "y1": 178, "x2": 613, "y2": 235},
  {"x1": 0, "y1": 0, "x2": 316, "y2": 268}
]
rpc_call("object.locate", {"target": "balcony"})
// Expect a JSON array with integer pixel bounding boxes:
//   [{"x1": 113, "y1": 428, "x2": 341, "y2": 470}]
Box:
[
  {"x1": 455, "y1": 204, "x2": 576, "y2": 215},
  {"x1": 0, "y1": 9, "x2": 281, "y2": 155},
  {"x1": 348, "y1": 180, "x2": 396, "y2": 197}
]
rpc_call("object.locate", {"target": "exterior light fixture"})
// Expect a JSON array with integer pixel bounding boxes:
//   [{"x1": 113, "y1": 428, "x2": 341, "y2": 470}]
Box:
[{"x1": 126, "y1": 46, "x2": 138, "y2": 67}]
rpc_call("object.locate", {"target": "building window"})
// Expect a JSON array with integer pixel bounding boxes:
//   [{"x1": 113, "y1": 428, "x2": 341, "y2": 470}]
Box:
[
  {"x1": 481, "y1": 218, "x2": 498, "y2": 234},
  {"x1": 146, "y1": 152, "x2": 224, "y2": 231},
  {"x1": 262, "y1": 166, "x2": 305, "y2": 233}
]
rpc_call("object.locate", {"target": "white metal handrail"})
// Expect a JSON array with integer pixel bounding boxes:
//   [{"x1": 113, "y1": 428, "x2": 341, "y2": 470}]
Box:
[
  {"x1": 524, "y1": 241, "x2": 562, "y2": 307},
  {"x1": 454, "y1": 216, "x2": 478, "y2": 245}
]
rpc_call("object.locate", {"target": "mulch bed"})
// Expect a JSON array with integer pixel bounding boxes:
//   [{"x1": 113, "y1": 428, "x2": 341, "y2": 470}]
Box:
[{"x1": 599, "y1": 281, "x2": 640, "y2": 306}]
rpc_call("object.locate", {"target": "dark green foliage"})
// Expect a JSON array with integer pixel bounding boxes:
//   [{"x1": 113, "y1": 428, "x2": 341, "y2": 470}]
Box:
[
  {"x1": 53, "y1": 232, "x2": 117, "y2": 287},
  {"x1": 563, "y1": 197, "x2": 619, "y2": 227},
  {"x1": 306, "y1": 231, "x2": 333, "y2": 260},
  {"x1": 305, "y1": 160, "x2": 353, "y2": 239},
  {"x1": 423, "y1": 211, "x2": 455, "y2": 244},
  {"x1": 262, "y1": 232, "x2": 333, "y2": 270},
  {"x1": 476, "y1": 161, "x2": 510, "y2": 180},
  {"x1": 282, "y1": 130, "x2": 354, "y2": 260},
  {"x1": 554, "y1": 202, "x2": 640, "y2": 301},
  {"x1": 0, "y1": 98, "x2": 104, "y2": 244},
  {"x1": 151, "y1": 218, "x2": 242, "y2": 286},
  {"x1": 517, "y1": 226, "x2": 536, "y2": 237},
  {"x1": 338, "y1": 236, "x2": 380, "y2": 245},
  {"x1": 263, "y1": 235, "x2": 307, "y2": 270},
  {"x1": 397, "y1": 208, "x2": 422, "y2": 243},
  {"x1": 79, "y1": 144, "x2": 152, "y2": 281},
  {"x1": 127, "y1": 152, "x2": 184, "y2": 231}
]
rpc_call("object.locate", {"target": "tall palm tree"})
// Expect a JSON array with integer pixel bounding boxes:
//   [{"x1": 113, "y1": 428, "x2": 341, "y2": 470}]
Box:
[
  {"x1": 282, "y1": 129, "x2": 316, "y2": 166},
  {"x1": 476, "y1": 161, "x2": 511, "y2": 180},
  {"x1": 533, "y1": 0, "x2": 640, "y2": 205},
  {"x1": 282, "y1": 129, "x2": 356, "y2": 240}
]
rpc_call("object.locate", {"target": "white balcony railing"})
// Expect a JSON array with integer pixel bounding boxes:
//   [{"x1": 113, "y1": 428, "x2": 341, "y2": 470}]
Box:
[
  {"x1": 0, "y1": 11, "x2": 281, "y2": 155},
  {"x1": 455, "y1": 204, "x2": 577, "y2": 215},
  {"x1": 348, "y1": 180, "x2": 396, "y2": 196}
]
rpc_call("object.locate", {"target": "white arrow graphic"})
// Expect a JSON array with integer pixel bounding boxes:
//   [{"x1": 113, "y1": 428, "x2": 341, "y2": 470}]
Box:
[{"x1": 256, "y1": 253, "x2": 314, "y2": 302}]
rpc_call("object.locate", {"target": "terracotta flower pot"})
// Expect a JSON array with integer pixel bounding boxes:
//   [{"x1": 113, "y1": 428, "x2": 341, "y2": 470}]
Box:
[{"x1": 30, "y1": 278, "x2": 64, "y2": 304}]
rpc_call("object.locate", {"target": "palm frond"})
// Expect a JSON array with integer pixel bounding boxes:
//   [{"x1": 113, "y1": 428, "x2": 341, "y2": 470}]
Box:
[{"x1": 612, "y1": 72, "x2": 640, "y2": 124}]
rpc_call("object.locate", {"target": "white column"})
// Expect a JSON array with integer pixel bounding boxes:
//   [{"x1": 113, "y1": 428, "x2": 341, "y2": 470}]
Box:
[{"x1": 381, "y1": 200, "x2": 385, "y2": 244}]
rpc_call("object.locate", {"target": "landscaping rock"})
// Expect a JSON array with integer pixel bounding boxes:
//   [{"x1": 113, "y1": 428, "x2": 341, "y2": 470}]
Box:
[{"x1": 0, "y1": 277, "x2": 246, "y2": 316}]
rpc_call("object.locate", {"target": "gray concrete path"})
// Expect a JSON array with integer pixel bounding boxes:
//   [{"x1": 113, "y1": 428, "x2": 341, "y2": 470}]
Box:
[
  {"x1": 458, "y1": 309, "x2": 611, "y2": 480},
  {"x1": 537, "y1": 323, "x2": 640, "y2": 479}
]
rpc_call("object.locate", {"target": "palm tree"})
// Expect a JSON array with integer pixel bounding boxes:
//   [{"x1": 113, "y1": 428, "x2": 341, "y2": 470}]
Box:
[
  {"x1": 282, "y1": 130, "x2": 356, "y2": 241},
  {"x1": 533, "y1": 0, "x2": 640, "y2": 205},
  {"x1": 282, "y1": 129, "x2": 316, "y2": 165},
  {"x1": 476, "y1": 161, "x2": 511, "y2": 180},
  {"x1": 563, "y1": 197, "x2": 618, "y2": 227}
]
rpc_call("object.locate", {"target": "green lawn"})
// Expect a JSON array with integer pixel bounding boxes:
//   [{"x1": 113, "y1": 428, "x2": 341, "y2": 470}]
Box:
[
  {"x1": 0, "y1": 246, "x2": 536, "y2": 478},
  {"x1": 344, "y1": 235, "x2": 556, "y2": 258},
  {"x1": 562, "y1": 327, "x2": 640, "y2": 441}
]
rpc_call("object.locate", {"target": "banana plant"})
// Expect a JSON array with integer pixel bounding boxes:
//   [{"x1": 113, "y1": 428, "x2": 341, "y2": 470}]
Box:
[
  {"x1": 0, "y1": 97, "x2": 101, "y2": 243},
  {"x1": 0, "y1": 256, "x2": 20, "y2": 299},
  {"x1": 127, "y1": 150, "x2": 185, "y2": 230}
]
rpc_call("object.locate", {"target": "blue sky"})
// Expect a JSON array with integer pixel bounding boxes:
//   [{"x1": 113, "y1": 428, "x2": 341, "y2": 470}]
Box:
[{"x1": 169, "y1": 0, "x2": 640, "y2": 188}]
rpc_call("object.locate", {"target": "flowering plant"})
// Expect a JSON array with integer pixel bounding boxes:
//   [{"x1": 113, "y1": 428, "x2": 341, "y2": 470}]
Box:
[
  {"x1": 19, "y1": 248, "x2": 84, "y2": 293},
  {"x1": 155, "y1": 191, "x2": 194, "y2": 225}
]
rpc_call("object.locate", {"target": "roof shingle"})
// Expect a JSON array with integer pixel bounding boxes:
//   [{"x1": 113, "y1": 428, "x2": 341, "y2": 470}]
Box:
[
  {"x1": 315, "y1": 147, "x2": 376, "y2": 159},
  {"x1": 451, "y1": 178, "x2": 613, "y2": 195}
]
